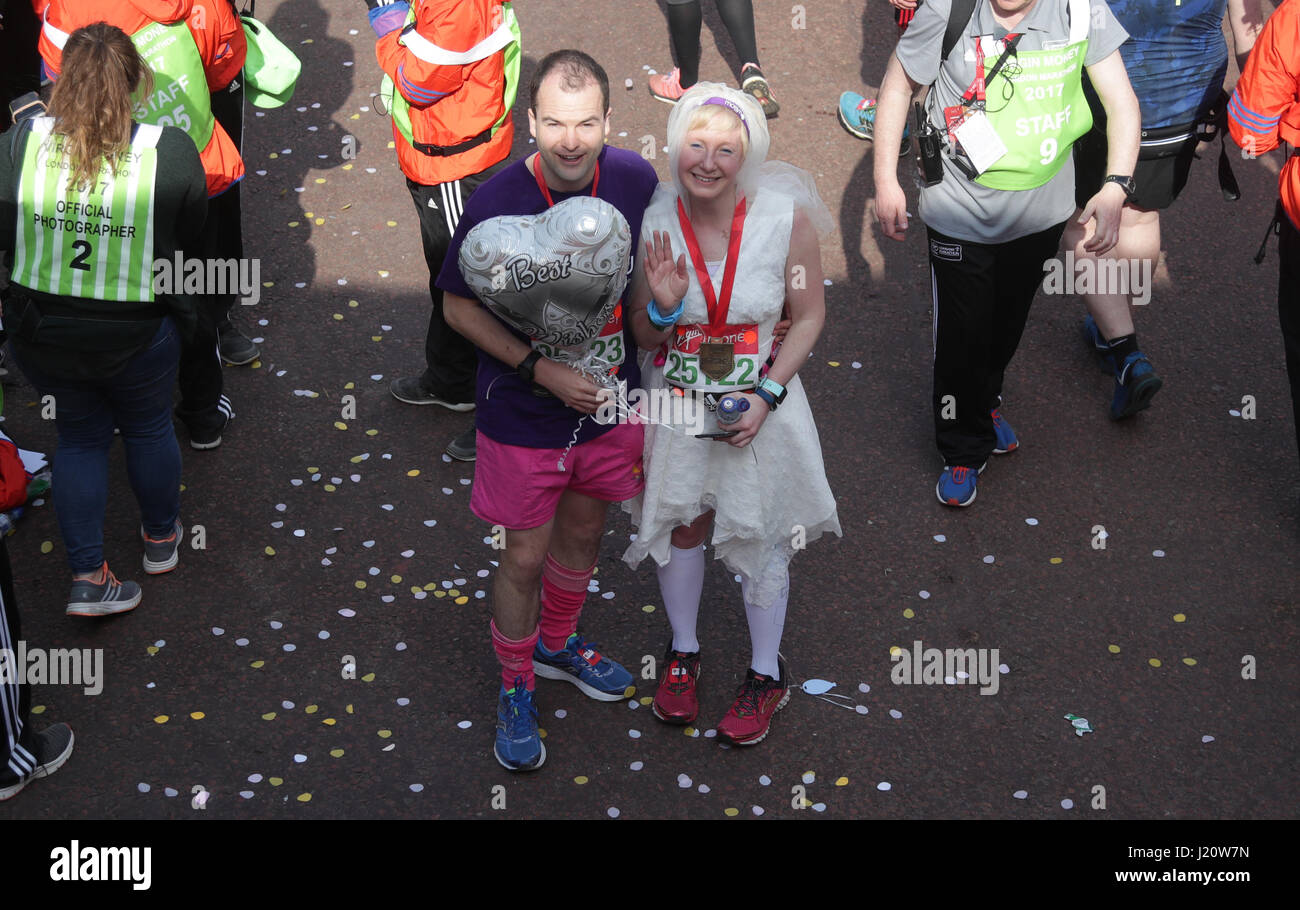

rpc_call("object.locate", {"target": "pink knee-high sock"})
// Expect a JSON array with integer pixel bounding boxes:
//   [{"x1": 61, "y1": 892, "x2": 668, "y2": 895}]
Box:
[
  {"x1": 491, "y1": 620, "x2": 538, "y2": 691},
  {"x1": 538, "y1": 554, "x2": 595, "y2": 652}
]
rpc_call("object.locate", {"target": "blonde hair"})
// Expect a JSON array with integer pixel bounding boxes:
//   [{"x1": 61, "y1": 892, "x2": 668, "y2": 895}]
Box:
[
  {"x1": 683, "y1": 103, "x2": 750, "y2": 159},
  {"x1": 46, "y1": 23, "x2": 154, "y2": 191}
]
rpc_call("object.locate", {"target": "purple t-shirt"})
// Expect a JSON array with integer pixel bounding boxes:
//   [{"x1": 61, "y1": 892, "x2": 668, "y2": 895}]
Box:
[{"x1": 437, "y1": 145, "x2": 658, "y2": 448}]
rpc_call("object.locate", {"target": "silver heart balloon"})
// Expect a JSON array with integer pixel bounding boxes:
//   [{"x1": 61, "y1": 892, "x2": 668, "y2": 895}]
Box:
[{"x1": 458, "y1": 196, "x2": 631, "y2": 348}]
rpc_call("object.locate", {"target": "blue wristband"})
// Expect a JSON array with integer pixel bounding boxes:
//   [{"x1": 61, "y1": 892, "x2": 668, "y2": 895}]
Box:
[
  {"x1": 754, "y1": 387, "x2": 777, "y2": 410},
  {"x1": 648, "y1": 299, "x2": 685, "y2": 329}
]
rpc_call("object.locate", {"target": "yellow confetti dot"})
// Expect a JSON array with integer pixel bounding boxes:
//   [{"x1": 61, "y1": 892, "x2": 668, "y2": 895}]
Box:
[
  {"x1": 355, "y1": 580, "x2": 367, "y2": 590},
  {"x1": 305, "y1": 705, "x2": 319, "y2": 714},
  {"x1": 1108, "y1": 644, "x2": 1121, "y2": 654},
  {"x1": 361, "y1": 673, "x2": 375, "y2": 682},
  {"x1": 410, "y1": 586, "x2": 423, "y2": 595},
  {"x1": 800, "y1": 797, "x2": 813, "y2": 808},
  {"x1": 424, "y1": 583, "x2": 438, "y2": 591},
  {"x1": 265, "y1": 546, "x2": 276, "y2": 556},
  {"x1": 324, "y1": 484, "x2": 337, "y2": 492},
  {"x1": 371, "y1": 335, "x2": 383, "y2": 342},
  {"x1": 322, "y1": 718, "x2": 336, "y2": 726},
  {"x1": 315, "y1": 218, "x2": 325, "y2": 225},
  {"x1": 348, "y1": 299, "x2": 359, "y2": 308},
  {"x1": 263, "y1": 281, "x2": 274, "y2": 288},
  {"x1": 350, "y1": 455, "x2": 364, "y2": 464},
  {"x1": 1149, "y1": 658, "x2": 1162, "y2": 668},
  {"x1": 642, "y1": 604, "x2": 656, "y2": 613},
  {"x1": 639, "y1": 696, "x2": 653, "y2": 706},
  {"x1": 434, "y1": 591, "x2": 447, "y2": 599},
  {"x1": 146, "y1": 645, "x2": 159, "y2": 655},
  {"x1": 303, "y1": 37, "x2": 314, "y2": 44},
  {"x1": 344, "y1": 382, "x2": 355, "y2": 390},
  {"x1": 574, "y1": 776, "x2": 589, "y2": 785},
  {"x1": 269, "y1": 777, "x2": 283, "y2": 786},
  {"x1": 392, "y1": 575, "x2": 403, "y2": 584},
  {"x1": 1173, "y1": 613, "x2": 1186, "y2": 623},
  {"x1": 305, "y1": 212, "x2": 314, "y2": 218},
  {"x1": 1050, "y1": 557, "x2": 1063, "y2": 564},
  {"x1": 250, "y1": 660, "x2": 265, "y2": 669},
  {"x1": 335, "y1": 421, "x2": 348, "y2": 430},
  {"x1": 448, "y1": 589, "x2": 460, "y2": 597},
  {"x1": 269, "y1": 152, "x2": 278, "y2": 158},
  {"x1": 365, "y1": 429, "x2": 379, "y2": 436},
  {"x1": 724, "y1": 808, "x2": 739, "y2": 817},
  {"x1": 179, "y1": 484, "x2": 186, "y2": 492},
  {"x1": 346, "y1": 704, "x2": 354, "y2": 714},
  {"x1": 836, "y1": 777, "x2": 849, "y2": 787},
  {"x1": 539, "y1": 728, "x2": 547, "y2": 738},
  {"x1": 378, "y1": 729, "x2": 392, "y2": 738},
  {"x1": 684, "y1": 726, "x2": 696, "y2": 737},
  {"x1": 330, "y1": 748, "x2": 344, "y2": 757},
  {"x1": 349, "y1": 113, "x2": 360, "y2": 120},
  {"x1": 154, "y1": 715, "x2": 169, "y2": 724},
  {"x1": 407, "y1": 469, "x2": 420, "y2": 477},
  {"x1": 288, "y1": 221, "x2": 300, "y2": 227},
  {"x1": 332, "y1": 312, "x2": 344, "y2": 321},
  {"x1": 307, "y1": 466, "x2": 319, "y2": 473},
  {"x1": 262, "y1": 712, "x2": 277, "y2": 721},
  {"x1": 31, "y1": 705, "x2": 45, "y2": 715},
  {"x1": 889, "y1": 645, "x2": 902, "y2": 657},
  {"x1": 903, "y1": 608, "x2": 915, "y2": 619},
  {"x1": 828, "y1": 361, "x2": 840, "y2": 367},
  {"x1": 387, "y1": 141, "x2": 395, "y2": 148},
  {"x1": 623, "y1": 686, "x2": 637, "y2": 699},
  {"x1": 190, "y1": 712, "x2": 205, "y2": 720},
  {"x1": 377, "y1": 270, "x2": 390, "y2": 278},
  {"x1": 454, "y1": 596, "x2": 469, "y2": 605},
  {"x1": 314, "y1": 177, "x2": 326, "y2": 184},
  {"x1": 297, "y1": 793, "x2": 312, "y2": 802},
  {"x1": 386, "y1": 220, "x2": 398, "y2": 227},
  {"x1": 40, "y1": 540, "x2": 53, "y2": 554},
  {"x1": 1182, "y1": 658, "x2": 1197, "y2": 666}
]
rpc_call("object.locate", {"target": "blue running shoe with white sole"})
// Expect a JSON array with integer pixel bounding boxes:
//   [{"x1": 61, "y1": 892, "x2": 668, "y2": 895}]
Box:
[
  {"x1": 495, "y1": 680, "x2": 545, "y2": 772},
  {"x1": 991, "y1": 407, "x2": 1019, "y2": 454},
  {"x1": 837, "y1": 91, "x2": 911, "y2": 155},
  {"x1": 534, "y1": 633, "x2": 634, "y2": 702},
  {"x1": 936, "y1": 462, "x2": 986, "y2": 507},
  {"x1": 1110, "y1": 351, "x2": 1163, "y2": 420}
]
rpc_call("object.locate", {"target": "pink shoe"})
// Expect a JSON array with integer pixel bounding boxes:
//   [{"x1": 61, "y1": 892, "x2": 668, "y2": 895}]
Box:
[{"x1": 648, "y1": 67, "x2": 686, "y2": 104}]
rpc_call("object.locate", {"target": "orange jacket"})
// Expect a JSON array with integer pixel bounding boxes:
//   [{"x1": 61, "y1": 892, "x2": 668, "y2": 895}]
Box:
[
  {"x1": 375, "y1": 0, "x2": 514, "y2": 186},
  {"x1": 38, "y1": 0, "x2": 245, "y2": 197},
  {"x1": 1229, "y1": 0, "x2": 1300, "y2": 228}
]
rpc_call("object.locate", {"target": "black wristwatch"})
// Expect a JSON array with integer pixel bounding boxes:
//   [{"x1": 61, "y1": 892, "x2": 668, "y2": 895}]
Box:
[
  {"x1": 1104, "y1": 174, "x2": 1136, "y2": 199},
  {"x1": 516, "y1": 349, "x2": 543, "y2": 383}
]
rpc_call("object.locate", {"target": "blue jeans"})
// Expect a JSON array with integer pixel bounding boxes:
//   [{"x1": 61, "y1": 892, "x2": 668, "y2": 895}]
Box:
[{"x1": 14, "y1": 319, "x2": 182, "y2": 573}]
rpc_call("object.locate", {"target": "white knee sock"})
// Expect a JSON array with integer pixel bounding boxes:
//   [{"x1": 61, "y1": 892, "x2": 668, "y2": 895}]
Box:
[
  {"x1": 657, "y1": 544, "x2": 705, "y2": 653},
  {"x1": 741, "y1": 560, "x2": 789, "y2": 679}
]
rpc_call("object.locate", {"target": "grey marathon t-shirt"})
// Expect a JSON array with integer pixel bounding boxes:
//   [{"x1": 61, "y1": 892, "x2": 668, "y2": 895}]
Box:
[{"x1": 896, "y1": 0, "x2": 1127, "y2": 243}]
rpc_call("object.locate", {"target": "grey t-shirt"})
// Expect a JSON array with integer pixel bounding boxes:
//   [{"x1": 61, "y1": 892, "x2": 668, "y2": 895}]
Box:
[{"x1": 896, "y1": 0, "x2": 1127, "y2": 243}]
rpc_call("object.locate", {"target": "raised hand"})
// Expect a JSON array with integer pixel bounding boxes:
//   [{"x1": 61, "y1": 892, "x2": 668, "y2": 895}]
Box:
[{"x1": 644, "y1": 230, "x2": 690, "y2": 315}]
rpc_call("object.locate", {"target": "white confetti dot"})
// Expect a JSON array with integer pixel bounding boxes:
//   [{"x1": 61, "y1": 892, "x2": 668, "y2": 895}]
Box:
[
  {"x1": 855, "y1": 705, "x2": 869, "y2": 714},
  {"x1": 554, "y1": 709, "x2": 567, "y2": 719},
  {"x1": 629, "y1": 729, "x2": 641, "y2": 739},
  {"x1": 944, "y1": 676, "x2": 956, "y2": 685},
  {"x1": 811, "y1": 803, "x2": 827, "y2": 812},
  {"x1": 1153, "y1": 549, "x2": 1166, "y2": 557},
  {"x1": 147, "y1": 682, "x2": 155, "y2": 688},
  {"x1": 627, "y1": 700, "x2": 638, "y2": 710},
  {"x1": 410, "y1": 783, "x2": 424, "y2": 792},
  {"x1": 290, "y1": 479, "x2": 303, "y2": 486},
  {"x1": 932, "y1": 534, "x2": 946, "y2": 542},
  {"x1": 698, "y1": 784, "x2": 711, "y2": 794},
  {"x1": 704, "y1": 728, "x2": 717, "y2": 738},
  {"x1": 752, "y1": 805, "x2": 765, "y2": 815},
  {"x1": 877, "y1": 781, "x2": 892, "y2": 791},
  {"x1": 1202, "y1": 735, "x2": 1215, "y2": 744},
  {"x1": 1061, "y1": 799, "x2": 1074, "y2": 810},
  {"x1": 395, "y1": 642, "x2": 407, "y2": 651},
  {"x1": 350, "y1": 474, "x2": 361, "y2": 483},
  {"x1": 1013, "y1": 790, "x2": 1028, "y2": 799},
  {"x1": 294, "y1": 754, "x2": 307, "y2": 763},
  {"x1": 889, "y1": 709, "x2": 903, "y2": 719},
  {"x1": 212, "y1": 627, "x2": 224, "y2": 636},
  {"x1": 822, "y1": 278, "x2": 832, "y2": 286},
  {"x1": 758, "y1": 775, "x2": 771, "y2": 786},
  {"x1": 270, "y1": 621, "x2": 283, "y2": 630},
  {"x1": 999, "y1": 664, "x2": 1009, "y2": 674},
  {"x1": 1229, "y1": 409, "x2": 1241, "y2": 417},
  {"x1": 602, "y1": 591, "x2": 615, "y2": 600},
  {"x1": 424, "y1": 520, "x2": 438, "y2": 528},
  {"x1": 363, "y1": 540, "x2": 376, "y2": 548},
  {"x1": 956, "y1": 671, "x2": 970, "y2": 680},
  {"x1": 338, "y1": 608, "x2": 356, "y2": 617},
  {"x1": 802, "y1": 771, "x2": 815, "y2": 784},
  {"x1": 442, "y1": 488, "x2": 453, "y2": 495},
  {"x1": 240, "y1": 790, "x2": 255, "y2": 799},
  {"x1": 272, "y1": 521, "x2": 284, "y2": 529},
  {"x1": 138, "y1": 782, "x2": 151, "y2": 793},
  {"x1": 275, "y1": 503, "x2": 287, "y2": 512},
  {"x1": 293, "y1": 529, "x2": 306, "y2": 538},
  {"x1": 457, "y1": 721, "x2": 472, "y2": 729},
  {"x1": 326, "y1": 547, "x2": 338, "y2": 555},
  {"x1": 382, "y1": 504, "x2": 395, "y2": 511},
  {"x1": 1025, "y1": 517, "x2": 1039, "y2": 526},
  {"x1": 607, "y1": 807, "x2": 621, "y2": 818},
  {"x1": 858, "y1": 683, "x2": 870, "y2": 693},
  {"x1": 851, "y1": 361, "x2": 862, "y2": 369},
  {"x1": 401, "y1": 549, "x2": 416, "y2": 558},
  {"x1": 283, "y1": 701, "x2": 295, "y2": 709},
  {"x1": 919, "y1": 590, "x2": 930, "y2": 599},
  {"x1": 983, "y1": 555, "x2": 995, "y2": 564},
  {"x1": 629, "y1": 761, "x2": 643, "y2": 771},
  {"x1": 248, "y1": 774, "x2": 263, "y2": 783},
  {"x1": 318, "y1": 630, "x2": 330, "y2": 640},
  {"x1": 677, "y1": 774, "x2": 693, "y2": 788},
  {"x1": 283, "y1": 643, "x2": 296, "y2": 652},
  {"x1": 235, "y1": 638, "x2": 249, "y2": 646},
  {"x1": 321, "y1": 559, "x2": 331, "y2": 567},
  {"x1": 381, "y1": 595, "x2": 395, "y2": 603},
  {"x1": 397, "y1": 698, "x2": 410, "y2": 706},
  {"x1": 154, "y1": 639, "x2": 166, "y2": 648}
]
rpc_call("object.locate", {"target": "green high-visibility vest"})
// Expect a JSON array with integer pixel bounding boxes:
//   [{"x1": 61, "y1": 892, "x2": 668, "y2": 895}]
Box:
[
  {"x1": 380, "y1": 2, "x2": 521, "y2": 154},
  {"x1": 11, "y1": 117, "x2": 161, "y2": 303},
  {"x1": 975, "y1": 0, "x2": 1093, "y2": 190}
]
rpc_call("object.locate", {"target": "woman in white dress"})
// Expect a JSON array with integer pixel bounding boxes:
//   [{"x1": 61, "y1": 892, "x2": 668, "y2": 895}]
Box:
[{"x1": 623, "y1": 83, "x2": 840, "y2": 745}]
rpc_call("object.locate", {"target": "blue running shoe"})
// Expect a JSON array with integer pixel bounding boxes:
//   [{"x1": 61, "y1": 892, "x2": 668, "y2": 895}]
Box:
[
  {"x1": 837, "y1": 91, "x2": 911, "y2": 155},
  {"x1": 1110, "y1": 351, "x2": 1163, "y2": 421},
  {"x1": 936, "y1": 462, "x2": 986, "y2": 507},
  {"x1": 1083, "y1": 315, "x2": 1116, "y2": 374},
  {"x1": 534, "y1": 633, "x2": 634, "y2": 702},
  {"x1": 495, "y1": 679, "x2": 545, "y2": 772},
  {"x1": 991, "y1": 407, "x2": 1019, "y2": 454}
]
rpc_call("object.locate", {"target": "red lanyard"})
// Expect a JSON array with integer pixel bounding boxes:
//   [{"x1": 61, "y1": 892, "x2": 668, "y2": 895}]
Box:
[
  {"x1": 963, "y1": 33, "x2": 1021, "y2": 106},
  {"x1": 532, "y1": 154, "x2": 599, "y2": 207},
  {"x1": 676, "y1": 196, "x2": 747, "y2": 334}
]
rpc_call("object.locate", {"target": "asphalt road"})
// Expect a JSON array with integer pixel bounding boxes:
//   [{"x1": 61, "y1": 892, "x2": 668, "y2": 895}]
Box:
[{"x1": 0, "y1": 0, "x2": 1295, "y2": 824}]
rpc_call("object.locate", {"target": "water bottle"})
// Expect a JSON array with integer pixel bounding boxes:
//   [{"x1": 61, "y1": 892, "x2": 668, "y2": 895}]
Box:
[{"x1": 716, "y1": 395, "x2": 750, "y2": 426}]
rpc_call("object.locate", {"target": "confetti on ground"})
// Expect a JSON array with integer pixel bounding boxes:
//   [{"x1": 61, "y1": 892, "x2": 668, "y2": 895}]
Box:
[
  {"x1": 1013, "y1": 790, "x2": 1028, "y2": 799},
  {"x1": 889, "y1": 709, "x2": 902, "y2": 719},
  {"x1": 1202, "y1": 735, "x2": 1215, "y2": 744},
  {"x1": 1061, "y1": 799, "x2": 1074, "y2": 810},
  {"x1": 877, "y1": 781, "x2": 892, "y2": 791}
]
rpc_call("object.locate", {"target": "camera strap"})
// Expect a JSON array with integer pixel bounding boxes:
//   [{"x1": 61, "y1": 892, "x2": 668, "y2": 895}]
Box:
[{"x1": 962, "y1": 33, "x2": 1022, "y2": 110}]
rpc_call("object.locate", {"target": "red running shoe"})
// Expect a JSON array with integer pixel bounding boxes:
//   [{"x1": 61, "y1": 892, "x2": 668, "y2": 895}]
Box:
[
  {"x1": 653, "y1": 647, "x2": 701, "y2": 725},
  {"x1": 715, "y1": 657, "x2": 790, "y2": 746}
]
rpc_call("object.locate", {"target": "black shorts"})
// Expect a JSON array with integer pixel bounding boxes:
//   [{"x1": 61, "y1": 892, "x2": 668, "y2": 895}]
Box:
[{"x1": 1074, "y1": 117, "x2": 1200, "y2": 212}]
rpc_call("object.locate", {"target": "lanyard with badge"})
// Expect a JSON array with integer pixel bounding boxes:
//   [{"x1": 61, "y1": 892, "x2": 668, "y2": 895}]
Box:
[
  {"x1": 944, "y1": 32, "x2": 1021, "y2": 177},
  {"x1": 674, "y1": 196, "x2": 747, "y2": 382}
]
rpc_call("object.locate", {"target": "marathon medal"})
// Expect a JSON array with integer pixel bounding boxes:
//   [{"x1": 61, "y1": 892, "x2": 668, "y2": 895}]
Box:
[
  {"x1": 698, "y1": 341, "x2": 735, "y2": 381},
  {"x1": 676, "y1": 195, "x2": 748, "y2": 384}
]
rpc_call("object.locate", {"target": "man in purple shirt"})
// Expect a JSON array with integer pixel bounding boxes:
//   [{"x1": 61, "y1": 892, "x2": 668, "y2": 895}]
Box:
[{"x1": 440, "y1": 50, "x2": 660, "y2": 771}]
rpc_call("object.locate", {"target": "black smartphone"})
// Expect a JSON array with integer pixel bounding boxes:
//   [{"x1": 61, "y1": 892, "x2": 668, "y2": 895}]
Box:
[{"x1": 694, "y1": 430, "x2": 738, "y2": 440}]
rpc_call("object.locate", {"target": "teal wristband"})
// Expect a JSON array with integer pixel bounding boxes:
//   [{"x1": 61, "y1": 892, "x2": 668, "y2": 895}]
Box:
[
  {"x1": 648, "y1": 299, "x2": 685, "y2": 329},
  {"x1": 754, "y1": 387, "x2": 777, "y2": 410}
]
